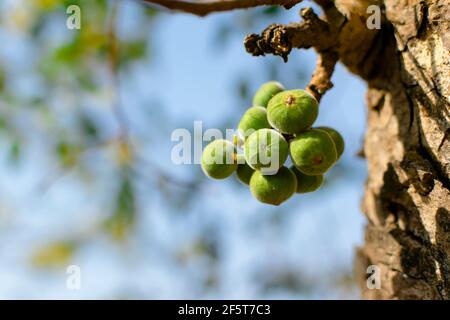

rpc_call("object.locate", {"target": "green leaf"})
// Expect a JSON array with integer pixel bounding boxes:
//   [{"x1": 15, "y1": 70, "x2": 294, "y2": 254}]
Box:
[
  {"x1": 104, "y1": 176, "x2": 136, "y2": 241},
  {"x1": 56, "y1": 141, "x2": 81, "y2": 167}
]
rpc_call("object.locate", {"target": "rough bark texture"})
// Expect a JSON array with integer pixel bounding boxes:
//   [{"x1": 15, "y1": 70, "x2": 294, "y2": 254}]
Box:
[{"x1": 354, "y1": 0, "x2": 450, "y2": 300}]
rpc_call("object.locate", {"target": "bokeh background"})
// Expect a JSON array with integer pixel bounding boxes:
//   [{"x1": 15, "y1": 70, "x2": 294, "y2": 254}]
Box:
[{"x1": 0, "y1": 0, "x2": 368, "y2": 299}]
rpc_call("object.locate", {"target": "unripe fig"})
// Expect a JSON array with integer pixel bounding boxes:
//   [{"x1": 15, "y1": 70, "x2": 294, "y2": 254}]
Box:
[
  {"x1": 316, "y1": 126, "x2": 345, "y2": 158},
  {"x1": 290, "y1": 129, "x2": 337, "y2": 175},
  {"x1": 267, "y1": 89, "x2": 318, "y2": 134},
  {"x1": 250, "y1": 166, "x2": 297, "y2": 206},
  {"x1": 290, "y1": 165, "x2": 324, "y2": 193},
  {"x1": 236, "y1": 163, "x2": 255, "y2": 185},
  {"x1": 201, "y1": 139, "x2": 237, "y2": 179},
  {"x1": 252, "y1": 81, "x2": 285, "y2": 108},
  {"x1": 237, "y1": 106, "x2": 271, "y2": 140},
  {"x1": 244, "y1": 128, "x2": 288, "y2": 173}
]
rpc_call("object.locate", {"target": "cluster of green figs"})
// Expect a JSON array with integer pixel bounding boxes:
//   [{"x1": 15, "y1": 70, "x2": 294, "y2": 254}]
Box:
[{"x1": 201, "y1": 81, "x2": 344, "y2": 206}]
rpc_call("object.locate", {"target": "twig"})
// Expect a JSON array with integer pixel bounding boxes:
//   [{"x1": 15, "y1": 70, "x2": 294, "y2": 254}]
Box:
[
  {"x1": 306, "y1": 49, "x2": 338, "y2": 101},
  {"x1": 140, "y1": 0, "x2": 303, "y2": 16},
  {"x1": 244, "y1": 8, "x2": 334, "y2": 61}
]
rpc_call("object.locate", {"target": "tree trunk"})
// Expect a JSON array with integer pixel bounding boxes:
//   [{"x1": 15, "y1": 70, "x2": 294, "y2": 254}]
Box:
[{"x1": 353, "y1": 0, "x2": 450, "y2": 299}]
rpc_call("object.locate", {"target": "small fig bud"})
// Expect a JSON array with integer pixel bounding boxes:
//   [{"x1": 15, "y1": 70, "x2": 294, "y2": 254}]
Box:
[
  {"x1": 201, "y1": 139, "x2": 237, "y2": 179},
  {"x1": 267, "y1": 89, "x2": 318, "y2": 134},
  {"x1": 252, "y1": 81, "x2": 285, "y2": 108},
  {"x1": 290, "y1": 165, "x2": 324, "y2": 193},
  {"x1": 244, "y1": 128, "x2": 289, "y2": 173},
  {"x1": 316, "y1": 126, "x2": 345, "y2": 158},
  {"x1": 250, "y1": 166, "x2": 297, "y2": 205},
  {"x1": 236, "y1": 163, "x2": 255, "y2": 185},
  {"x1": 290, "y1": 129, "x2": 337, "y2": 175},
  {"x1": 237, "y1": 106, "x2": 271, "y2": 140}
]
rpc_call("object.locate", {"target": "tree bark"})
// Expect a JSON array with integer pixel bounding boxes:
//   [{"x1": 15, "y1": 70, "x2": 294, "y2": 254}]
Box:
[{"x1": 353, "y1": 0, "x2": 450, "y2": 299}]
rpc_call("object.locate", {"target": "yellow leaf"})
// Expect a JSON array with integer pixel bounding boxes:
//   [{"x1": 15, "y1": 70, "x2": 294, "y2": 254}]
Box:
[
  {"x1": 117, "y1": 142, "x2": 133, "y2": 166},
  {"x1": 31, "y1": 241, "x2": 76, "y2": 268},
  {"x1": 34, "y1": 0, "x2": 60, "y2": 10}
]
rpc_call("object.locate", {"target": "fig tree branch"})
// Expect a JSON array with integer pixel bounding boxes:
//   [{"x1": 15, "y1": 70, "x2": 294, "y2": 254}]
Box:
[
  {"x1": 244, "y1": 8, "x2": 338, "y2": 61},
  {"x1": 306, "y1": 49, "x2": 338, "y2": 101},
  {"x1": 140, "y1": 0, "x2": 303, "y2": 16},
  {"x1": 244, "y1": 7, "x2": 341, "y2": 100}
]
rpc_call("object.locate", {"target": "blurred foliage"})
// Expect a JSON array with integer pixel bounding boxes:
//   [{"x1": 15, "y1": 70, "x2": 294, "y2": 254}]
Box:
[
  {"x1": 31, "y1": 240, "x2": 77, "y2": 268},
  {"x1": 104, "y1": 173, "x2": 136, "y2": 241},
  {"x1": 0, "y1": 0, "x2": 157, "y2": 265}
]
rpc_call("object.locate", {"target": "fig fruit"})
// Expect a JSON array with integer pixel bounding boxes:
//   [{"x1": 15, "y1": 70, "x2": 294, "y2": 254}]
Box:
[
  {"x1": 316, "y1": 126, "x2": 344, "y2": 158},
  {"x1": 201, "y1": 139, "x2": 237, "y2": 179},
  {"x1": 236, "y1": 163, "x2": 255, "y2": 185},
  {"x1": 250, "y1": 166, "x2": 297, "y2": 205},
  {"x1": 290, "y1": 165, "x2": 324, "y2": 193},
  {"x1": 290, "y1": 129, "x2": 337, "y2": 175},
  {"x1": 252, "y1": 81, "x2": 285, "y2": 108},
  {"x1": 267, "y1": 89, "x2": 318, "y2": 134},
  {"x1": 237, "y1": 106, "x2": 271, "y2": 140},
  {"x1": 244, "y1": 128, "x2": 288, "y2": 173}
]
